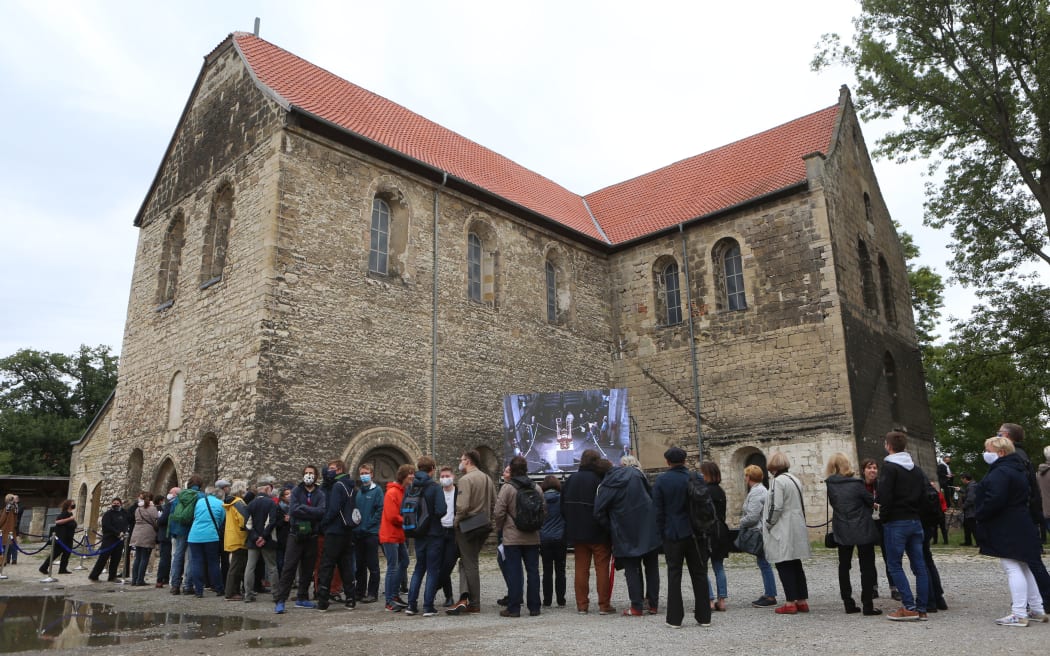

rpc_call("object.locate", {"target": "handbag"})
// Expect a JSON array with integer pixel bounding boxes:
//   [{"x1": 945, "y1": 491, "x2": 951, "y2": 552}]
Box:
[
  {"x1": 459, "y1": 511, "x2": 491, "y2": 539},
  {"x1": 734, "y1": 527, "x2": 763, "y2": 555},
  {"x1": 824, "y1": 488, "x2": 837, "y2": 548}
]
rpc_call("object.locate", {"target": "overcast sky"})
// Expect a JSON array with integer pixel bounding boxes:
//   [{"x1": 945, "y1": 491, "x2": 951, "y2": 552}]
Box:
[{"x1": 0, "y1": 0, "x2": 977, "y2": 358}]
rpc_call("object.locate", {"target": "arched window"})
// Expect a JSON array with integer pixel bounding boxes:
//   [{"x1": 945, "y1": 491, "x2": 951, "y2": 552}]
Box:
[
  {"x1": 468, "y1": 232, "x2": 482, "y2": 301},
  {"x1": 156, "y1": 212, "x2": 185, "y2": 307},
  {"x1": 878, "y1": 255, "x2": 897, "y2": 326},
  {"x1": 544, "y1": 246, "x2": 571, "y2": 325},
  {"x1": 76, "y1": 484, "x2": 88, "y2": 525},
  {"x1": 864, "y1": 192, "x2": 873, "y2": 224},
  {"x1": 545, "y1": 260, "x2": 558, "y2": 323},
  {"x1": 369, "y1": 197, "x2": 391, "y2": 275},
  {"x1": 167, "y1": 371, "x2": 185, "y2": 430},
  {"x1": 884, "y1": 352, "x2": 900, "y2": 423},
  {"x1": 653, "y1": 257, "x2": 683, "y2": 326},
  {"x1": 713, "y1": 238, "x2": 747, "y2": 312},
  {"x1": 194, "y1": 433, "x2": 219, "y2": 486},
  {"x1": 200, "y1": 183, "x2": 233, "y2": 287},
  {"x1": 466, "y1": 219, "x2": 499, "y2": 305},
  {"x1": 858, "y1": 239, "x2": 878, "y2": 313}
]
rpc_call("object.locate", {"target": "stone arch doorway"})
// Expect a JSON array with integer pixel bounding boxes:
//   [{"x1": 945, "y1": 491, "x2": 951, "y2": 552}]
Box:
[
  {"x1": 731, "y1": 446, "x2": 769, "y2": 499},
  {"x1": 153, "y1": 457, "x2": 179, "y2": 495},
  {"x1": 195, "y1": 433, "x2": 219, "y2": 486},
  {"x1": 342, "y1": 427, "x2": 421, "y2": 486},
  {"x1": 76, "y1": 484, "x2": 88, "y2": 525},
  {"x1": 88, "y1": 482, "x2": 103, "y2": 546},
  {"x1": 126, "y1": 449, "x2": 144, "y2": 500}
]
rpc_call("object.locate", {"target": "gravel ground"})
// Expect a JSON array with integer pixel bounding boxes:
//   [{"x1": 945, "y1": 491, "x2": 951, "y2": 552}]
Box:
[{"x1": 0, "y1": 544, "x2": 1046, "y2": 655}]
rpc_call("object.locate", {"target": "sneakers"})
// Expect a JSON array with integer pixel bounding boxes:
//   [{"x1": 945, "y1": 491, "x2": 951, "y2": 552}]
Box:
[
  {"x1": 774, "y1": 603, "x2": 797, "y2": 615},
  {"x1": 244, "y1": 594, "x2": 256, "y2": 603},
  {"x1": 1028, "y1": 611, "x2": 1049, "y2": 623},
  {"x1": 274, "y1": 601, "x2": 286, "y2": 614},
  {"x1": 405, "y1": 605, "x2": 419, "y2": 616},
  {"x1": 385, "y1": 603, "x2": 403, "y2": 612},
  {"x1": 445, "y1": 600, "x2": 469, "y2": 616},
  {"x1": 622, "y1": 607, "x2": 644, "y2": 617},
  {"x1": 317, "y1": 598, "x2": 330, "y2": 611},
  {"x1": 422, "y1": 608, "x2": 438, "y2": 617},
  {"x1": 360, "y1": 595, "x2": 378, "y2": 604},
  {"x1": 890, "y1": 587, "x2": 902, "y2": 601},
  {"x1": 996, "y1": 614, "x2": 1029, "y2": 627},
  {"x1": 294, "y1": 600, "x2": 317, "y2": 609},
  {"x1": 345, "y1": 598, "x2": 356, "y2": 610},
  {"x1": 577, "y1": 608, "x2": 589, "y2": 615},
  {"x1": 886, "y1": 607, "x2": 921, "y2": 621},
  {"x1": 598, "y1": 606, "x2": 617, "y2": 615},
  {"x1": 752, "y1": 596, "x2": 777, "y2": 607},
  {"x1": 665, "y1": 622, "x2": 681, "y2": 629},
  {"x1": 918, "y1": 612, "x2": 929, "y2": 621},
  {"x1": 391, "y1": 596, "x2": 409, "y2": 609}
]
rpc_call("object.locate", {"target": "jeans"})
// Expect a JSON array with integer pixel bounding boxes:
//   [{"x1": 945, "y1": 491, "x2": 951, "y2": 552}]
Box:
[
  {"x1": 170, "y1": 534, "x2": 190, "y2": 589},
  {"x1": 572, "y1": 542, "x2": 612, "y2": 611},
  {"x1": 353, "y1": 533, "x2": 380, "y2": 598},
  {"x1": 189, "y1": 541, "x2": 223, "y2": 595},
  {"x1": 708, "y1": 557, "x2": 727, "y2": 600},
  {"x1": 540, "y1": 539, "x2": 567, "y2": 605},
  {"x1": 663, "y1": 537, "x2": 710, "y2": 626},
  {"x1": 407, "y1": 535, "x2": 443, "y2": 611},
  {"x1": 756, "y1": 553, "x2": 778, "y2": 597},
  {"x1": 382, "y1": 542, "x2": 408, "y2": 604},
  {"x1": 132, "y1": 546, "x2": 152, "y2": 585},
  {"x1": 503, "y1": 544, "x2": 541, "y2": 614},
  {"x1": 621, "y1": 549, "x2": 660, "y2": 611},
  {"x1": 883, "y1": 519, "x2": 928, "y2": 612}
]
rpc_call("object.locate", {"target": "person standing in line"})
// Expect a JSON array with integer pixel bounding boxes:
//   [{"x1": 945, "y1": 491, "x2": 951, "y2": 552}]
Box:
[
  {"x1": 353, "y1": 463, "x2": 383, "y2": 604},
  {"x1": 826, "y1": 453, "x2": 881, "y2": 615},
  {"x1": 975, "y1": 435, "x2": 1047, "y2": 627},
  {"x1": 170, "y1": 475, "x2": 203, "y2": 595},
  {"x1": 39, "y1": 499, "x2": 77, "y2": 575},
  {"x1": 702, "y1": 461, "x2": 731, "y2": 612},
  {"x1": 447, "y1": 450, "x2": 496, "y2": 615},
  {"x1": 494, "y1": 456, "x2": 544, "y2": 618},
  {"x1": 273, "y1": 465, "x2": 326, "y2": 614},
  {"x1": 222, "y1": 486, "x2": 250, "y2": 600},
  {"x1": 762, "y1": 452, "x2": 811, "y2": 616},
  {"x1": 155, "y1": 488, "x2": 178, "y2": 588},
  {"x1": 244, "y1": 477, "x2": 279, "y2": 603},
  {"x1": 652, "y1": 447, "x2": 711, "y2": 628},
  {"x1": 188, "y1": 487, "x2": 226, "y2": 598},
  {"x1": 88, "y1": 497, "x2": 130, "y2": 582},
  {"x1": 998, "y1": 423, "x2": 1050, "y2": 608},
  {"x1": 594, "y1": 454, "x2": 660, "y2": 617},
  {"x1": 539, "y1": 475, "x2": 567, "y2": 608},
  {"x1": 878, "y1": 431, "x2": 929, "y2": 621},
  {"x1": 1038, "y1": 447, "x2": 1050, "y2": 543},
  {"x1": 739, "y1": 465, "x2": 777, "y2": 607},
  {"x1": 380, "y1": 464, "x2": 414, "y2": 612},
  {"x1": 316, "y1": 459, "x2": 358, "y2": 612},
  {"x1": 958, "y1": 473, "x2": 978, "y2": 546},
  {"x1": 561, "y1": 449, "x2": 615, "y2": 615},
  {"x1": 129, "y1": 492, "x2": 159, "y2": 586},
  {"x1": 403, "y1": 456, "x2": 446, "y2": 617},
  {"x1": 437, "y1": 466, "x2": 460, "y2": 608},
  {"x1": 0, "y1": 494, "x2": 19, "y2": 566}
]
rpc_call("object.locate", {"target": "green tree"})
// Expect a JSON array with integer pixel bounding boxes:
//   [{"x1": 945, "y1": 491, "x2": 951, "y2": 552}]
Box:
[
  {"x1": 813, "y1": 0, "x2": 1050, "y2": 287},
  {"x1": 897, "y1": 224, "x2": 945, "y2": 348},
  {"x1": 0, "y1": 345, "x2": 118, "y2": 476}
]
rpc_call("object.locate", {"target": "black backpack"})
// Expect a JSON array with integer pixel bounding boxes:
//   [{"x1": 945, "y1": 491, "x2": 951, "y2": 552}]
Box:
[
  {"x1": 917, "y1": 469, "x2": 942, "y2": 526},
  {"x1": 687, "y1": 472, "x2": 718, "y2": 538},
  {"x1": 401, "y1": 482, "x2": 431, "y2": 538},
  {"x1": 510, "y1": 478, "x2": 544, "y2": 532}
]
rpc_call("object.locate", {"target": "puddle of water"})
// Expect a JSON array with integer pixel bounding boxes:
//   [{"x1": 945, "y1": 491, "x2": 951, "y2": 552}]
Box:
[
  {"x1": 0, "y1": 595, "x2": 276, "y2": 652},
  {"x1": 245, "y1": 636, "x2": 312, "y2": 648}
]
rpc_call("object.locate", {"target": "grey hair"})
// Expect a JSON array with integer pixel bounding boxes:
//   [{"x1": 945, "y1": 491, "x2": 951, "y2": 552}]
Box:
[{"x1": 620, "y1": 455, "x2": 641, "y2": 469}]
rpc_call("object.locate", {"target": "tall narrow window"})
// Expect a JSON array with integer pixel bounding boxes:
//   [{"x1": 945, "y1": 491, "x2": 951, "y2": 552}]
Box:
[
  {"x1": 546, "y1": 260, "x2": 558, "y2": 323},
  {"x1": 858, "y1": 239, "x2": 878, "y2": 313},
  {"x1": 723, "y1": 243, "x2": 747, "y2": 311},
  {"x1": 864, "y1": 192, "x2": 873, "y2": 224},
  {"x1": 200, "y1": 184, "x2": 233, "y2": 286},
  {"x1": 651, "y1": 258, "x2": 684, "y2": 325},
  {"x1": 369, "y1": 197, "x2": 390, "y2": 276},
  {"x1": 156, "y1": 213, "x2": 185, "y2": 307},
  {"x1": 878, "y1": 255, "x2": 897, "y2": 326},
  {"x1": 468, "y1": 232, "x2": 482, "y2": 302}
]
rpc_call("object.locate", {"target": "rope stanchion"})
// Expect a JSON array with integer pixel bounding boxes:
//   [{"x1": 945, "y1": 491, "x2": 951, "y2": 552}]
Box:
[
  {"x1": 39, "y1": 534, "x2": 58, "y2": 583},
  {"x1": 12, "y1": 539, "x2": 53, "y2": 557},
  {"x1": 0, "y1": 532, "x2": 8, "y2": 580}
]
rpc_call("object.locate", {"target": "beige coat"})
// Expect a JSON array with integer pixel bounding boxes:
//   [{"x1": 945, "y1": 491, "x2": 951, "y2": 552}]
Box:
[
  {"x1": 129, "y1": 505, "x2": 159, "y2": 548},
  {"x1": 762, "y1": 472, "x2": 812, "y2": 563}
]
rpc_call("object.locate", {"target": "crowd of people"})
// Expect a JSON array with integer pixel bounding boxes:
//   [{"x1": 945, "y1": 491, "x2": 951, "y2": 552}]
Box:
[{"x1": 4, "y1": 422, "x2": 1050, "y2": 630}]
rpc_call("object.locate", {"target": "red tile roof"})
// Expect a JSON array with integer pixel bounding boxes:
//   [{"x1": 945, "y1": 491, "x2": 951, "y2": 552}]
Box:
[{"x1": 231, "y1": 33, "x2": 839, "y2": 246}]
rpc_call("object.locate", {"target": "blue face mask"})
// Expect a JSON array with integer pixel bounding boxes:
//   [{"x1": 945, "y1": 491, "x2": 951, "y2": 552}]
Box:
[{"x1": 360, "y1": 474, "x2": 372, "y2": 486}]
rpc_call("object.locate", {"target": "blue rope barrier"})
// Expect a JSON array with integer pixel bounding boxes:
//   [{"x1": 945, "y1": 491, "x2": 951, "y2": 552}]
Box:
[{"x1": 53, "y1": 536, "x2": 125, "y2": 558}]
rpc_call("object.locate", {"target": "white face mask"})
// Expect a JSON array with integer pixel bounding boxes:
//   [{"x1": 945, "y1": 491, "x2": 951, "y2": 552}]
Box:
[
  {"x1": 983, "y1": 451, "x2": 999, "y2": 465},
  {"x1": 137, "y1": 500, "x2": 145, "y2": 507},
  {"x1": 440, "y1": 476, "x2": 454, "y2": 487},
  {"x1": 166, "y1": 494, "x2": 175, "y2": 501},
  {"x1": 458, "y1": 462, "x2": 466, "y2": 473},
  {"x1": 303, "y1": 473, "x2": 316, "y2": 485}
]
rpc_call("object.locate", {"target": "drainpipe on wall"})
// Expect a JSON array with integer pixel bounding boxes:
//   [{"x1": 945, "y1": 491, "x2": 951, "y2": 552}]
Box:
[
  {"x1": 432, "y1": 172, "x2": 448, "y2": 457},
  {"x1": 679, "y1": 223, "x2": 704, "y2": 460}
]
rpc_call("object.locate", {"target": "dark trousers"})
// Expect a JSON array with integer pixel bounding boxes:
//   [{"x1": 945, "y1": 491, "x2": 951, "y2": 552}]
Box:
[
  {"x1": 40, "y1": 540, "x2": 72, "y2": 574},
  {"x1": 316, "y1": 533, "x2": 355, "y2": 602},
  {"x1": 225, "y1": 548, "x2": 248, "y2": 597},
  {"x1": 837, "y1": 543, "x2": 876, "y2": 603},
  {"x1": 1024, "y1": 554, "x2": 1050, "y2": 608},
  {"x1": 503, "y1": 544, "x2": 541, "y2": 615},
  {"x1": 353, "y1": 533, "x2": 380, "y2": 598},
  {"x1": 132, "y1": 546, "x2": 153, "y2": 585},
  {"x1": 189, "y1": 541, "x2": 223, "y2": 595},
  {"x1": 273, "y1": 534, "x2": 319, "y2": 603},
  {"x1": 540, "y1": 539, "x2": 567, "y2": 606},
  {"x1": 408, "y1": 535, "x2": 444, "y2": 611},
  {"x1": 621, "y1": 549, "x2": 660, "y2": 611},
  {"x1": 962, "y1": 518, "x2": 977, "y2": 546},
  {"x1": 157, "y1": 534, "x2": 172, "y2": 583},
  {"x1": 663, "y1": 537, "x2": 710, "y2": 626},
  {"x1": 89, "y1": 536, "x2": 123, "y2": 580},
  {"x1": 437, "y1": 528, "x2": 459, "y2": 601},
  {"x1": 921, "y1": 526, "x2": 945, "y2": 606},
  {"x1": 775, "y1": 559, "x2": 809, "y2": 602}
]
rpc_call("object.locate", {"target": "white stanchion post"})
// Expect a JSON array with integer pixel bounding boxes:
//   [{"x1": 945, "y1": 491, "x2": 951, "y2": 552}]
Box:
[
  {"x1": 40, "y1": 534, "x2": 58, "y2": 583},
  {"x1": 0, "y1": 531, "x2": 9, "y2": 580}
]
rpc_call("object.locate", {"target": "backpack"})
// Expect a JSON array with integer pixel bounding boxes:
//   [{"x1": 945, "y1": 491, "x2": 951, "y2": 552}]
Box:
[
  {"x1": 172, "y1": 489, "x2": 200, "y2": 525},
  {"x1": 401, "y1": 482, "x2": 431, "y2": 538},
  {"x1": 510, "y1": 478, "x2": 544, "y2": 532},
  {"x1": 917, "y1": 470, "x2": 942, "y2": 526},
  {"x1": 687, "y1": 472, "x2": 718, "y2": 538}
]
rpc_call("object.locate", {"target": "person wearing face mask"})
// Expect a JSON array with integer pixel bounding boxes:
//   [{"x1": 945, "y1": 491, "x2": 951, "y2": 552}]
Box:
[
  {"x1": 975, "y1": 435, "x2": 1047, "y2": 627},
  {"x1": 39, "y1": 499, "x2": 77, "y2": 575},
  {"x1": 155, "y1": 487, "x2": 180, "y2": 588},
  {"x1": 129, "y1": 492, "x2": 159, "y2": 586},
  {"x1": 316, "y1": 459, "x2": 358, "y2": 611},
  {"x1": 353, "y1": 463, "x2": 384, "y2": 604},
  {"x1": 876, "y1": 431, "x2": 929, "y2": 621},
  {"x1": 273, "y1": 465, "x2": 327, "y2": 614},
  {"x1": 447, "y1": 450, "x2": 496, "y2": 615},
  {"x1": 89, "y1": 497, "x2": 130, "y2": 582},
  {"x1": 243, "y1": 477, "x2": 279, "y2": 603},
  {"x1": 436, "y1": 466, "x2": 459, "y2": 607}
]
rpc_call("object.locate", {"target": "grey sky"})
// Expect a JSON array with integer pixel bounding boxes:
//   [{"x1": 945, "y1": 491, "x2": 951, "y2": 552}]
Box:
[{"x1": 0, "y1": 0, "x2": 976, "y2": 358}]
